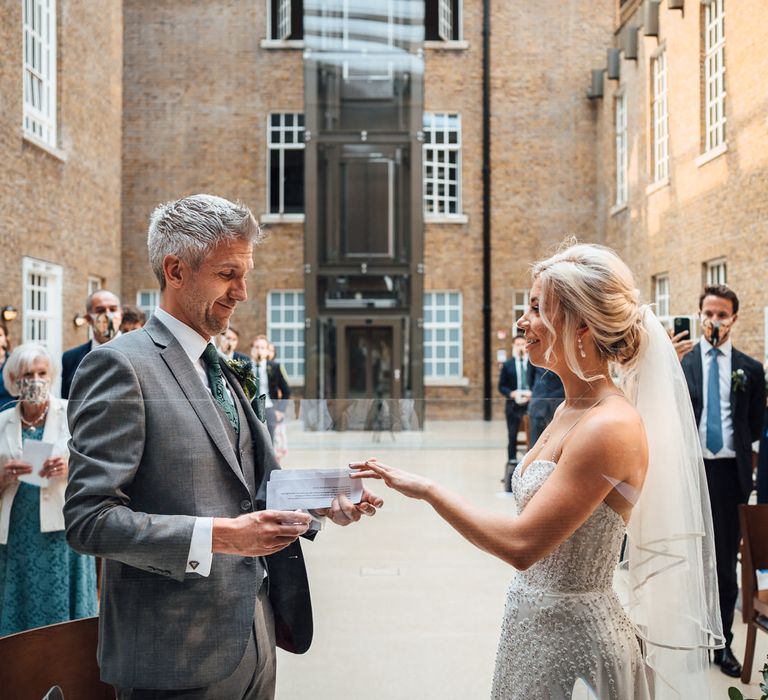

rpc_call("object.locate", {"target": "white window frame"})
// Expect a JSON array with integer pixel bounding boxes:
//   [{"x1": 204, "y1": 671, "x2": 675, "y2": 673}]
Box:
[
  {"x1": 277, "y1": 0, "x2": 291, "y2": 40},
  {"x1": 654, "y1": 274, "x2": 670, "y2": 320},
  {"x1": 267, "y1": 112, "x2": 305, "y2": 217},
  {"x1": 652, "y1": 49, "x2": 669, "y2": 183},
  {"x1": 703, "y1": 0, "x2": 726, "y2": 153},
  {"x1": 267, "y1": 290, "x2": 305, "y2": 384},
  {"x1": 87, "y1": 276, "x2": 102, "y2": 296},
  {"x1": 423, "y1": 291, "x2": 463, "y2": 381},
  {"x1": 512, "y1": 289, "x2": 529, "y2": 334},
  {"x1": 23, "y1": 0, "x2": 57, "y2": 148},
  {"x1": 706, "y1": 258, "x2": 727, "y2": 286},
  {"x1": 22, "y1": 257, "x2": 62, "y2": 364},
  {"x1": 615, "y1": 91, "x2": 628, "y2": 206},
  {"x1": 423, "y1": 112, "x2": 462, "y2": 219},
  {"x1": 136, "y1": 290, "x2": 160, "y2": 320},
  {"x1": 438, "y1": 0, "x2": 453, "y2": 41}
]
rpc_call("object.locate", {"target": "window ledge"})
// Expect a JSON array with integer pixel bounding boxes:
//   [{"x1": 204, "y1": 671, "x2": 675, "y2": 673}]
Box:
[
  {"x1": 424, "y1": 40, "x2": 469, "y2": 51},
  {"x1": 695, "y1": 142, "x2": 728, "y2": 168},
  {"x1": 645, "y1": 177, "x2": 670, "y2": 196},
  {"x1": 22, "y1": 132, "x2": 67, "y2": 162},
  {"x1": 260, "y1": 213, "x2": 305, "y2": 224},
  {"x1": 425, "y1": 214, "x2": 469, "y2": 224},
  {"x1": 424, "y1": 376, "x2": 470, "y2": 387},
  {"x1": 260, "y1": 39, "x2": 305, "y2": 50},
  {"x1": 610, "y1": 202, "x2": 628, "y2": 217}
]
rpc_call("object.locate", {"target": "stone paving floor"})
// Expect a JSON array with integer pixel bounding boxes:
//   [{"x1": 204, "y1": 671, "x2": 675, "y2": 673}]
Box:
[{"x1": 274, "y1": 419, "x2": 768, "y2": 699}]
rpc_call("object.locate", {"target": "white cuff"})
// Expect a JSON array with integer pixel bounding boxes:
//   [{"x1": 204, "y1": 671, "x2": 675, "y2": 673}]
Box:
[{"x1": 186, "y1": 517, "x2": 213, "y2": 576}]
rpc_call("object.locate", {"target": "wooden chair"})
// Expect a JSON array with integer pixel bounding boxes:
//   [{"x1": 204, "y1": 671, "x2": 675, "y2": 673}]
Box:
[
  {"x1": 0, "y1": 616, "x2": 113, "y2": 700},
  {"x1": 738, "y1": 504, "x2": 768, "y2": 684}
]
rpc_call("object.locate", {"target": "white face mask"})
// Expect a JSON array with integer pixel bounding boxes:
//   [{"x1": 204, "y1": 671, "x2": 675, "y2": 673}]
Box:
[{"x1": 17, "y1": 377, "x2": 51, "y2": 404}]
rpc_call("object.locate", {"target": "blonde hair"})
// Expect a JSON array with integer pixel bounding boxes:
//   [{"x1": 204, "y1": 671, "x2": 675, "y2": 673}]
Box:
[{"x1": 532, "y1": 241, "x2": 647, "y2": 382}]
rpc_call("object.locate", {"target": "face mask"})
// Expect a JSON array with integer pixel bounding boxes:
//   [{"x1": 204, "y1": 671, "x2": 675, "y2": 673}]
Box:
[
  {"x1": 701, "y1": 316, "x2": 732, "y2": 348},
  {"x1": 17, "y1": 378, "x2": 50, "y2": 404},
  {"x1": 93, "y1": 312, "x2": 118, "y2": 340}
]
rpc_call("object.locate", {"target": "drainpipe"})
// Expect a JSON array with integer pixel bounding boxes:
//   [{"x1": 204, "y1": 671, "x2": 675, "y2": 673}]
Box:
[{"x1": 482, "y1": 0, "x2": 492, "y2": 421}]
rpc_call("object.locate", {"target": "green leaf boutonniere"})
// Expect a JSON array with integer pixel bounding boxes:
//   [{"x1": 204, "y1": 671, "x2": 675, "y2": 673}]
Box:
[
  {"x1": 731, "y1": 368, "x2": 747, "y2": 393},
  {"x1": 225, "y1": 358, "x2": 259, "y2": 401}
]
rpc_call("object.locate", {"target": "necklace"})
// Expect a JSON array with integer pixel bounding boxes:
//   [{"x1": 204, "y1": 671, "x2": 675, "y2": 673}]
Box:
[
  {"x1": 537, "y1": 391, "x2": 624, "y2": 447},
  {"x1": 20, "y1": 404, "x2": 49, "y2": 428}
]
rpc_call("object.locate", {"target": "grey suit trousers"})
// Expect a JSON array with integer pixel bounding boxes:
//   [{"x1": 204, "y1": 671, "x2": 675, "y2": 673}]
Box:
[{"x1": 116, "y1": 586, "x2": 276, "y2": 700}]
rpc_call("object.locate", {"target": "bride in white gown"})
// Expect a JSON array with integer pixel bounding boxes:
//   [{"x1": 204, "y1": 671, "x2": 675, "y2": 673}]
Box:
[{"x1": 352, "y1": 242, "x2": 723, "y2": 699}]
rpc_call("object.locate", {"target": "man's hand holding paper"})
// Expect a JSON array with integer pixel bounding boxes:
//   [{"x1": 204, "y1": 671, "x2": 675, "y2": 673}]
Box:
[{"x1": 266, "y1": 468, "x2": 383, "y2": 527}]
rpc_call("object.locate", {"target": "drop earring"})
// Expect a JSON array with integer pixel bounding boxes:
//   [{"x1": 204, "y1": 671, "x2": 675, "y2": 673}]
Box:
[{"x1": 577, "y1": 335, "x2": 587, "y2": 359}]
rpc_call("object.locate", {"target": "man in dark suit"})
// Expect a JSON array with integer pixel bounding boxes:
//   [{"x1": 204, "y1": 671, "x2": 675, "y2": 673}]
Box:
[
  {"x1": 677, "y1": 284, "x2": 765, "y2": 678},
  {"x1": 498, "y1": 334, "x2": 532, "y2": 461},
  {"x1": 64, "y1": 195, "x2": 382, "y2": 698},
  {"x1": 61, "y1": 290, "x2": 122, "y2": 398},
  {"x1": 217, "y1": 326, "x2": 251, "y2": 364},
  {"x1": 527, "y1": 366, "x2": 565, "y2": 447},
  {"x1": 251, "y1": 335, "x2": 291, "y2": 442}
]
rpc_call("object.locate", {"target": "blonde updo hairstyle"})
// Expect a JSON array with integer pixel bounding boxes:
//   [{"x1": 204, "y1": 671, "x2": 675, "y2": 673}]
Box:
[{"x1": 531, "y1": 241, "x2": 647, "y2": 383}]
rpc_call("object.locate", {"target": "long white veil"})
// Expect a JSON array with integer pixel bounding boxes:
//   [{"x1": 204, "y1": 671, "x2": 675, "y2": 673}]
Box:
[{"x1": 619, "y1": 307, "x2": 724, "y2": 698}]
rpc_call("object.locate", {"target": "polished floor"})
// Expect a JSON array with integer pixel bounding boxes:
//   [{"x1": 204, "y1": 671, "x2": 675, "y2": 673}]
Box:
[{"x1": 275, "y1": 418, "x2": 768, "y2": 699}]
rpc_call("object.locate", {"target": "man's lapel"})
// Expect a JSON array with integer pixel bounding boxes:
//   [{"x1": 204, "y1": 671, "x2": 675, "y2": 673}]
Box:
[
  {"x1": 729, "y1": 348, "x2": 745, "y2": 420},
  {"x1": 146, "y1": 317, "x2": 247, "y2": 488}
]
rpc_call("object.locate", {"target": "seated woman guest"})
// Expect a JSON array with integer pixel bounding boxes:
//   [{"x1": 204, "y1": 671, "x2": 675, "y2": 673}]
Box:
[{"x1": 0, "y1": 343, "x2": 97, "y2": 636}]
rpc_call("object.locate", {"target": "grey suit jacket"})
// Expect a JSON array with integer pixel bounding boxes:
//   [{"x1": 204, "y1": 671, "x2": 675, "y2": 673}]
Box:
[{"x1": 64, "y1": 316, "x2": 312, "y2": 690}]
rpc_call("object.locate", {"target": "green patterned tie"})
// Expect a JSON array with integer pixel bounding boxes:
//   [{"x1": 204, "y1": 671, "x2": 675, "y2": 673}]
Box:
[{"x1": 201, "y1": 344, "x2": 240, "y2": 436}]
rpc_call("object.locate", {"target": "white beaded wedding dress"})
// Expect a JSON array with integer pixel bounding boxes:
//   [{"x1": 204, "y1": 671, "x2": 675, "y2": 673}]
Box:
[{"x1": 491, "y1": 459, "x2": 650, "y2": 700}]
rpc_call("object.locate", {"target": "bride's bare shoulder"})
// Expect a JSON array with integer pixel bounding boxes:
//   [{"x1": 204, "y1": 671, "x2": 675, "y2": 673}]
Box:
[{"x1": 564, "y1": 396, "x2": 647, "y2": 473}]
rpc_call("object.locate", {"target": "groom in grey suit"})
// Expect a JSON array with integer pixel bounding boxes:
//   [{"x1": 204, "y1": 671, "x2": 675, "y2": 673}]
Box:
[{"x1": 64, "y1": 194, "x2": 382, "y2": 699}]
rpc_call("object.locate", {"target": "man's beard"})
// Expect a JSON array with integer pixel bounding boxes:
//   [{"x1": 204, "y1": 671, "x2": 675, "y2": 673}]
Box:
[{"x1": 184, "y1": 288, "x2": 231, "y2": 337}]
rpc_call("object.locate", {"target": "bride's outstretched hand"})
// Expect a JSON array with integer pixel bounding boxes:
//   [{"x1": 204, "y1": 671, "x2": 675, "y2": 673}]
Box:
[{"x1": 349, "y1": 458, "x2": 434, "y2": 500}]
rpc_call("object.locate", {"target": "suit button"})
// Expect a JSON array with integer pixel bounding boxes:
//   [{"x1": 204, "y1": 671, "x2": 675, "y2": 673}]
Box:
[
  {"x1": 243, "y1": 557, "x2": 254, "y2": 566},
  {"x1": 240, "y1": 499, "x2": 252, "y2": 512}
]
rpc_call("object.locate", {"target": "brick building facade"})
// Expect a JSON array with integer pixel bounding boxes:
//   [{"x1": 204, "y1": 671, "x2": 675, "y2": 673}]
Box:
[
  {"x1": 2, "y1": 1, "x2": 765, "y2": 418},
  {"x1": 0, "y1": 0, "x2": 123, "y2": 370},
  {"x1": 594, "y1": 0, "x2": 768, "y2": 361}
]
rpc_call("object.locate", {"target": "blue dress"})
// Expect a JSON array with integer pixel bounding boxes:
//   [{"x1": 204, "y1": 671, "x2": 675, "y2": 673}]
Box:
[{"x1": 0, "y1": 425, "x2": 97, "y2": 635}]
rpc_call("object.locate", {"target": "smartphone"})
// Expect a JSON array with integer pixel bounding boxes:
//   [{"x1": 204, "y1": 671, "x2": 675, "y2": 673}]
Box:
[{"x1": 673, "y1": 317, "x2": 691, "y2": 338}]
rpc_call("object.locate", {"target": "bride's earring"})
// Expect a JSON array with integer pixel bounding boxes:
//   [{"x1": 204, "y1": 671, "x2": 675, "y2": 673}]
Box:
[{"x1": 577, "y1": 335, "x2": 587, "y2": 359}]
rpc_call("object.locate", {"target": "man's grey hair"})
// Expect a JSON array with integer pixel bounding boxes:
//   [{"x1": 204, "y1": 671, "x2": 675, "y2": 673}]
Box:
[
  {"x1": 2, "y1": 343, "x2": 60, "y2": 396},
  {"x1": 147, "y1": 194, "x2": 262, "y2": 289}
]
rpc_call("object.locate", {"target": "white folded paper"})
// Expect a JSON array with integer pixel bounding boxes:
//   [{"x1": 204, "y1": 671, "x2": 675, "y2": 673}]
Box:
[
  {"x1": 266, "y1": 468, "x2": 363, "y2": 511},
  {"x1": 19, "y1": 440, "x2": 55, "y2": 488}
]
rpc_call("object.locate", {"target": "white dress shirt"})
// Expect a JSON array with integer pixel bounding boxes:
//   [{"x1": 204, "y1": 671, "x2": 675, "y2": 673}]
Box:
[
  {"x1": 153, "y1": 307, "x2": 222, "y2": 577},
  {"x1": 256, "y1": 360, "x2": 273, "y2": 408},
  {"x1": 698, "y1": 336, "x2": 736, "y2": 459}
]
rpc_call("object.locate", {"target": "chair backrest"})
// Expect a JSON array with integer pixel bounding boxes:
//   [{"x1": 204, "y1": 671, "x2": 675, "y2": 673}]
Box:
[
  {"x1": 0, "y1": 616, "x2": 113, "y2": 700},
  {"x1": 739, "y1": 504, "x2": 768, "y2": 622}
]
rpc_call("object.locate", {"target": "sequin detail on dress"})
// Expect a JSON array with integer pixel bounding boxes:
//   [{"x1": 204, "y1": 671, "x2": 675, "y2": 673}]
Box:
[{"x1": 491, "y1": 461, "x2": 650, "y2": 700}]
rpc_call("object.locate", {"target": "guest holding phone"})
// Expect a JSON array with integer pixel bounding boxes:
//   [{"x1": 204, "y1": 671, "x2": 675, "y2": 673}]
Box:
[{"x1": 0, "y1": 343, "x2": 97, "y2": 636}]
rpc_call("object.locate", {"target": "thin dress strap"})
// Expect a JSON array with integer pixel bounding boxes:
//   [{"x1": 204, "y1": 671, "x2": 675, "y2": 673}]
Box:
[{"x1": 548, "y1": 393, "x2": 623, "y2": 462}]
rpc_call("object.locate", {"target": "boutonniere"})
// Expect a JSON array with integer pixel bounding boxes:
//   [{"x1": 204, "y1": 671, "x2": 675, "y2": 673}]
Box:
[
  {"x1": 731, "y1": 368, "x2": 747, "y2": 393},
  {"x1": 225, "y1": 358, "x2": 259, "y2": 401}
]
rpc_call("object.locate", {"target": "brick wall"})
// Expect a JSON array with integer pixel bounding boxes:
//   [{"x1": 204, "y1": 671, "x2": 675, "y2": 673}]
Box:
[
  {"x1": 0, "y1": 0, "x2": 122, "y2": 355},
  {"x1": 121, "y1": 0, "x2": 305, "y2": 349},
  {"x1": 596, "y1": 0, "x2": 768, "y2": 362}
]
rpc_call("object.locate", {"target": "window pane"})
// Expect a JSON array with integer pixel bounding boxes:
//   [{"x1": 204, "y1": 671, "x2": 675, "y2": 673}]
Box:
[
  {"x1": 283, "y1": 149, "x2": 305, "y2": 214},
  {"x1": 269, "y1": 150, "x2": 281, "y2": 213}
]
